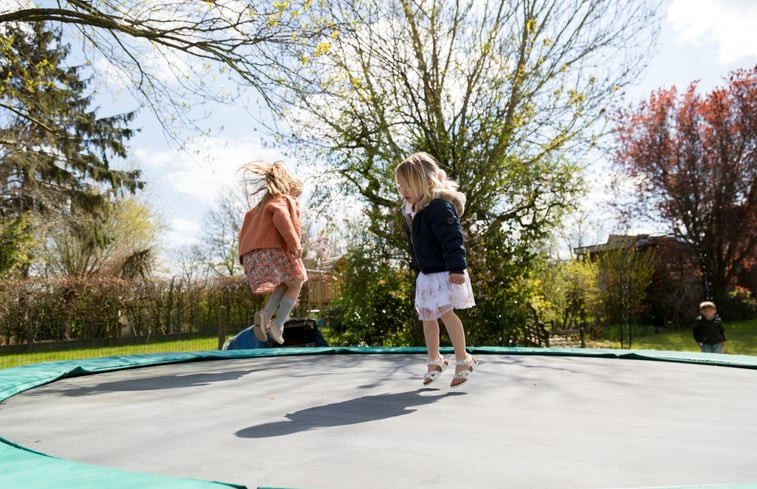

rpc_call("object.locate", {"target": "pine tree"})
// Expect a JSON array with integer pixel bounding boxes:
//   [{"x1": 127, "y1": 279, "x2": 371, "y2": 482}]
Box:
[
  {"x1": 0, "y1": 21, "x2": 142, "y2": 216},
  {"x1": 0, "y1": 21, "x2": 144, "y2": 276}
]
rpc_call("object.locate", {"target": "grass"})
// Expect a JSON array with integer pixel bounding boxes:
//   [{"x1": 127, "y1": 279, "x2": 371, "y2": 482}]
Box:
[
  {"x1": 0, "y1": 336, "x2": 220, "y2": 370},
  {"x1": 589, "y1": 318, "x2": 757, "y2": 356},
  {"x1": 3, "y1": 319, "x2": 756, "y2": 370}
]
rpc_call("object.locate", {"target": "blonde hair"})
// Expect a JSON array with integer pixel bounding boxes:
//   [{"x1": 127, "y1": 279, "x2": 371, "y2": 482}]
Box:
[
  {"x1": 240, "y1": 161, "x2": 303, "y2": 204},
  {"x1": 395, "y1": 152, "x2": 464, "y2": 214}
]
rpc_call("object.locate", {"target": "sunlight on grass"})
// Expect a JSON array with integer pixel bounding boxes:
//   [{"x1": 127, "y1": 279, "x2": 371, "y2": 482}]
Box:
[
  {"x1": 1, "y1": 337, "x2": 220, "y2": 370},
  {"x1": 3, "y1": 319, "x2": 757, "y2": 371},
  {"x1": 614, "y1": 319, "x2": 757, "y2": 356}
]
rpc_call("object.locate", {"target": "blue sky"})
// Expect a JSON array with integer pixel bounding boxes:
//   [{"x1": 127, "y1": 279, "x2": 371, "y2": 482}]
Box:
[
  {"x1": 565, "y1": 0, "x2": 757, "y2": 248},
  {"x1": 631, "y1": 0, "x2": 757, "y2": 97}
]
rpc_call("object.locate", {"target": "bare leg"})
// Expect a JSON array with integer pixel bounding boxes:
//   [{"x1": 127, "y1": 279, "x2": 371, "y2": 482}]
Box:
[
  {"x1": 439, "y1": 309, "x2": 469, "y2": 374},
  {"x1": 423, "y1": 319, "x2": 441, "y2": 362},
  {"x1": 422, "y1": 319, "x2": 448, "y2": 381}
]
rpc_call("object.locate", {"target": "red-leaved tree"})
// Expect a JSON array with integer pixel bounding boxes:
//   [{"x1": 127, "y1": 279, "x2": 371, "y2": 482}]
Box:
[{"x1": 613, "y1": 66, "x2": 757, "y2": 313}]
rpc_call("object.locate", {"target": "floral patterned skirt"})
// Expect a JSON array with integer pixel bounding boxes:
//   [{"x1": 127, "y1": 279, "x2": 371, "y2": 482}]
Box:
[
  {"x1": 242, "y1": 248, "x2": 308, "y2": 294},
  {"x1": 415, "y1": 270, "x2": 475, "y2": 321}
]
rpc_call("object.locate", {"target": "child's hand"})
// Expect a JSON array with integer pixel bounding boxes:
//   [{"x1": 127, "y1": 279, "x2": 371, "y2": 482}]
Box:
[
  {"x1": 449, "y1": 273, "x2": 465, "y2": 285},
  {"x1": 292, "y1": 248, "x2": 303, "y2": 258}
]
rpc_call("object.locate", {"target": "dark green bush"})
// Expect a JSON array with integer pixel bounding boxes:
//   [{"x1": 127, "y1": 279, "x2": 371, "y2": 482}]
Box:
[{"x1": 323, "y1": 244, "x2": 420, "y2": 347}]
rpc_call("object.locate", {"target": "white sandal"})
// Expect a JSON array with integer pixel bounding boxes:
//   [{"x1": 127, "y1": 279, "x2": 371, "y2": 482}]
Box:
[
  {"x1": 252, "y1": 310, "x2": 268, "y2": 342},
  {"x1": 268, "y1": 322, "x2": 285, "y2": 345},
  {"x1": 422, "y1": 357, "x2": 449, "y2": 385},
  {"x1": 450, "y1": 354, "x2": 478, "y2": 387}
]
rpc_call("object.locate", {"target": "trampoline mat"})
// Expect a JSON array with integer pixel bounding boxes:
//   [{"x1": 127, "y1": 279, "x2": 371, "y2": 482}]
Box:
[{"x1": 1, "y1": 352, "x2": 756, "y2": 489}]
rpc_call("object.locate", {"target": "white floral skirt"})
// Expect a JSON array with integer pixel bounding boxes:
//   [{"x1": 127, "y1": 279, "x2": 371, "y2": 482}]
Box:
[{"x1": 415, "y1": 270, "x2": 475, "y2": 321}]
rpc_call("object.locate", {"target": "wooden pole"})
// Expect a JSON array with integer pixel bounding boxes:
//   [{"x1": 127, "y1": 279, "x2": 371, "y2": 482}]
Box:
[{"x1": 217, "y1": 305, "x2": 227, "y2": 350}]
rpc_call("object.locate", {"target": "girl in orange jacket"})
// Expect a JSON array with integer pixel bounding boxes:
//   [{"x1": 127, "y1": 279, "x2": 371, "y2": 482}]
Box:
[{"x1": 238, "y1": 161, "x2": 307, "y2": 344}]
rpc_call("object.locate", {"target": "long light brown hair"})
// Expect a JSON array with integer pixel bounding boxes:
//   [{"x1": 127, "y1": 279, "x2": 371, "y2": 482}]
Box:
[{"x1": 240, "y1": 161, "x2": 303, "y2": 206}]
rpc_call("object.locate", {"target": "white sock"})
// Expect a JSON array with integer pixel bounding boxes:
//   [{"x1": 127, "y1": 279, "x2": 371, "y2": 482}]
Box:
[
  {"x1": 263, "y1": 285, "x2": 286, "y2": 319},
  {"x1": 272, "y1": 297, "x2": 296, "y2": 328}
]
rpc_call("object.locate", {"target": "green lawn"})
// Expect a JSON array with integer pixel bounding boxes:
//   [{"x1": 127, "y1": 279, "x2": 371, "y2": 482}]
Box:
[
  {"x1": 3, "y1": 319, "x2": 757, "y2": 371},
  {"x1": 592, "y1": 318, "x2": 757, "y2": 356},
  {"x1": 0, "y1": 337, "x2": 220, "y2": 370}
]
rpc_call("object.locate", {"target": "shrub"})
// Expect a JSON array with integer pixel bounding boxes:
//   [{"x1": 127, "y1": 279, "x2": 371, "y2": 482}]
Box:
[
  {"x1": 323, "y1": 244, "x2": 419, "y2": 346},
  {"x1": 0, "y1": 275, "x2": 263, "y2": 346}
]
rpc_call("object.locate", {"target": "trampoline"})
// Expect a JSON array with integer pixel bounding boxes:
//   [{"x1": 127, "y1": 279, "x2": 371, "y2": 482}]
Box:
[{"x1": 2, "y1": 346, "x2": 757, "y2": 489}]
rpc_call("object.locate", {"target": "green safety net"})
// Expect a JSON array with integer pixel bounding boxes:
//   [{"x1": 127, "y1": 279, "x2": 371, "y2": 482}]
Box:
[{"x1": 3, "y1": 346, "x2": 757, "y2": 489}]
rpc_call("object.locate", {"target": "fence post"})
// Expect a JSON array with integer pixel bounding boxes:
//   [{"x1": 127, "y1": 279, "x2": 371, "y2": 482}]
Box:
[
  {"x1": 26, "y1": 319, "x2": 33, "y2": 352},
  {"x1": 217, "y1": 305, "x2": 227, "y2": 350}
]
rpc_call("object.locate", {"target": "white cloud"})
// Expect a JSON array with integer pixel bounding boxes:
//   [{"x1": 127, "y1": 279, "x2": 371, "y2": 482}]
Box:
[
  {"x1": 136, "y1": 136, "x2": 285, "y2": 207},
  {"x1": 668, "y1": 0, "x2": 757, "y2": 65},
  {"x1": 161, "y1": 218, "x2": 202, "y2": 249},
  {"x1": 171, "y1": 217, "x2": 201, "y2": 234},
  {"x1": 133, "y1": 133, "x2": 290, "y2": 261}
]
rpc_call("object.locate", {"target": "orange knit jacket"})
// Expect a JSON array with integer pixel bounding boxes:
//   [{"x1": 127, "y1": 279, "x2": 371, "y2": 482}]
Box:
[{"x1": 238, "y1": 194, "x2": 302, "y2": 263}]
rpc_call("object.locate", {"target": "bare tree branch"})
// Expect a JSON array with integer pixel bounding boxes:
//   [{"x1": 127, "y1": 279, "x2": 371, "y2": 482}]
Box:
[
  {"x1": 267, "y1": 0, "x2": 661, "y2": 247},
  {"x1": 1, "y1": 1, "x2": 338, "y2": 142}
]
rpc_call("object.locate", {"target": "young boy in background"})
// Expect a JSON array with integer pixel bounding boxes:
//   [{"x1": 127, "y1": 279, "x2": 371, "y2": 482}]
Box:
[{"x1": 693, "y1": 301, "x2": 727, "y2": 353}]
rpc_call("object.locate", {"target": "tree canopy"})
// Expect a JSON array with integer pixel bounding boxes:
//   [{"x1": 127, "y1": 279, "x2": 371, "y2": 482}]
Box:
[
  {"x1": 0, "y1": 0, "x2": 338, "y2": 138},
  {"x1": 0, "y1": 21, "x2": 147, "y2": 277},
  {"x1": 613, "y1": 66, "x2": 757, "y2": 310},
  {"x1": 271, "y1": 0, "x2": 660, "y2": 236},
  {"x1": 263, "y1": 0, "x2": 662, "y2": 343},
  {"x1": 0, "y1": 21, "x2": 142, "y2": 216},
  {"x1": 37, "y1": 195, "x2": 162, "y2": 278}
]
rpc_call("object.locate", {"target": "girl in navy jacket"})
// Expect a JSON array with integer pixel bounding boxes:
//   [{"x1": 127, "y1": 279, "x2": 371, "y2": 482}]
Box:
[{"x1": 395, "y1": 152, "x2": 477, "y2": 387}]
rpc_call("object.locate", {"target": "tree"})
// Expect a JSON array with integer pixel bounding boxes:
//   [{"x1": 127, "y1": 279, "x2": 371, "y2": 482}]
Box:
[
  {"x1": 0, "y1": 1, "x2": 337, "y2": 139},
  {"x1": 643, "y1": 237, "x2": 702, "y2": 327},
  {"x1": 613, "y1": 66, "x2": 757, "y2": 314},
  {"x1": 535, "y1": 255, "x2": 600, "y2": 331},
  {"x1": 0, "y1": 22, "x2": 147, "y2": 276},
  {"x1": 272, "y1": 0, "x2": 660, "y2": 220},
  {"x1": 171, "y1": 243, "x2": 213, "y2": 286},
  {"x1": 200, "y1": 186, "x2": 248, "y2": 277},
  {"x1": 37, "y1": 195, "x2": 163, "y2": 278},
  {"x1": 267, "y1": 0, "x2": 661, "y2": 342},
  {"x1": 594, "y1": 240, "x2": 656, "y2": 333},
  {"x1": 0, "y1": 213, "x2": 35, "y2": 277},
  {"x1": 0, "y1": 22, "x2": 142, "y2": 213}
]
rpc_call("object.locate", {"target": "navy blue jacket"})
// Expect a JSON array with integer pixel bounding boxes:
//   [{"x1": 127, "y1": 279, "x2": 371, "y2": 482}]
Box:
[
  {"x1": 402, "y1": 198, "x2": 467, "y2": 274},
  {"x1": 693, "y1": 315, "x2": 726, "y2": 344}
]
